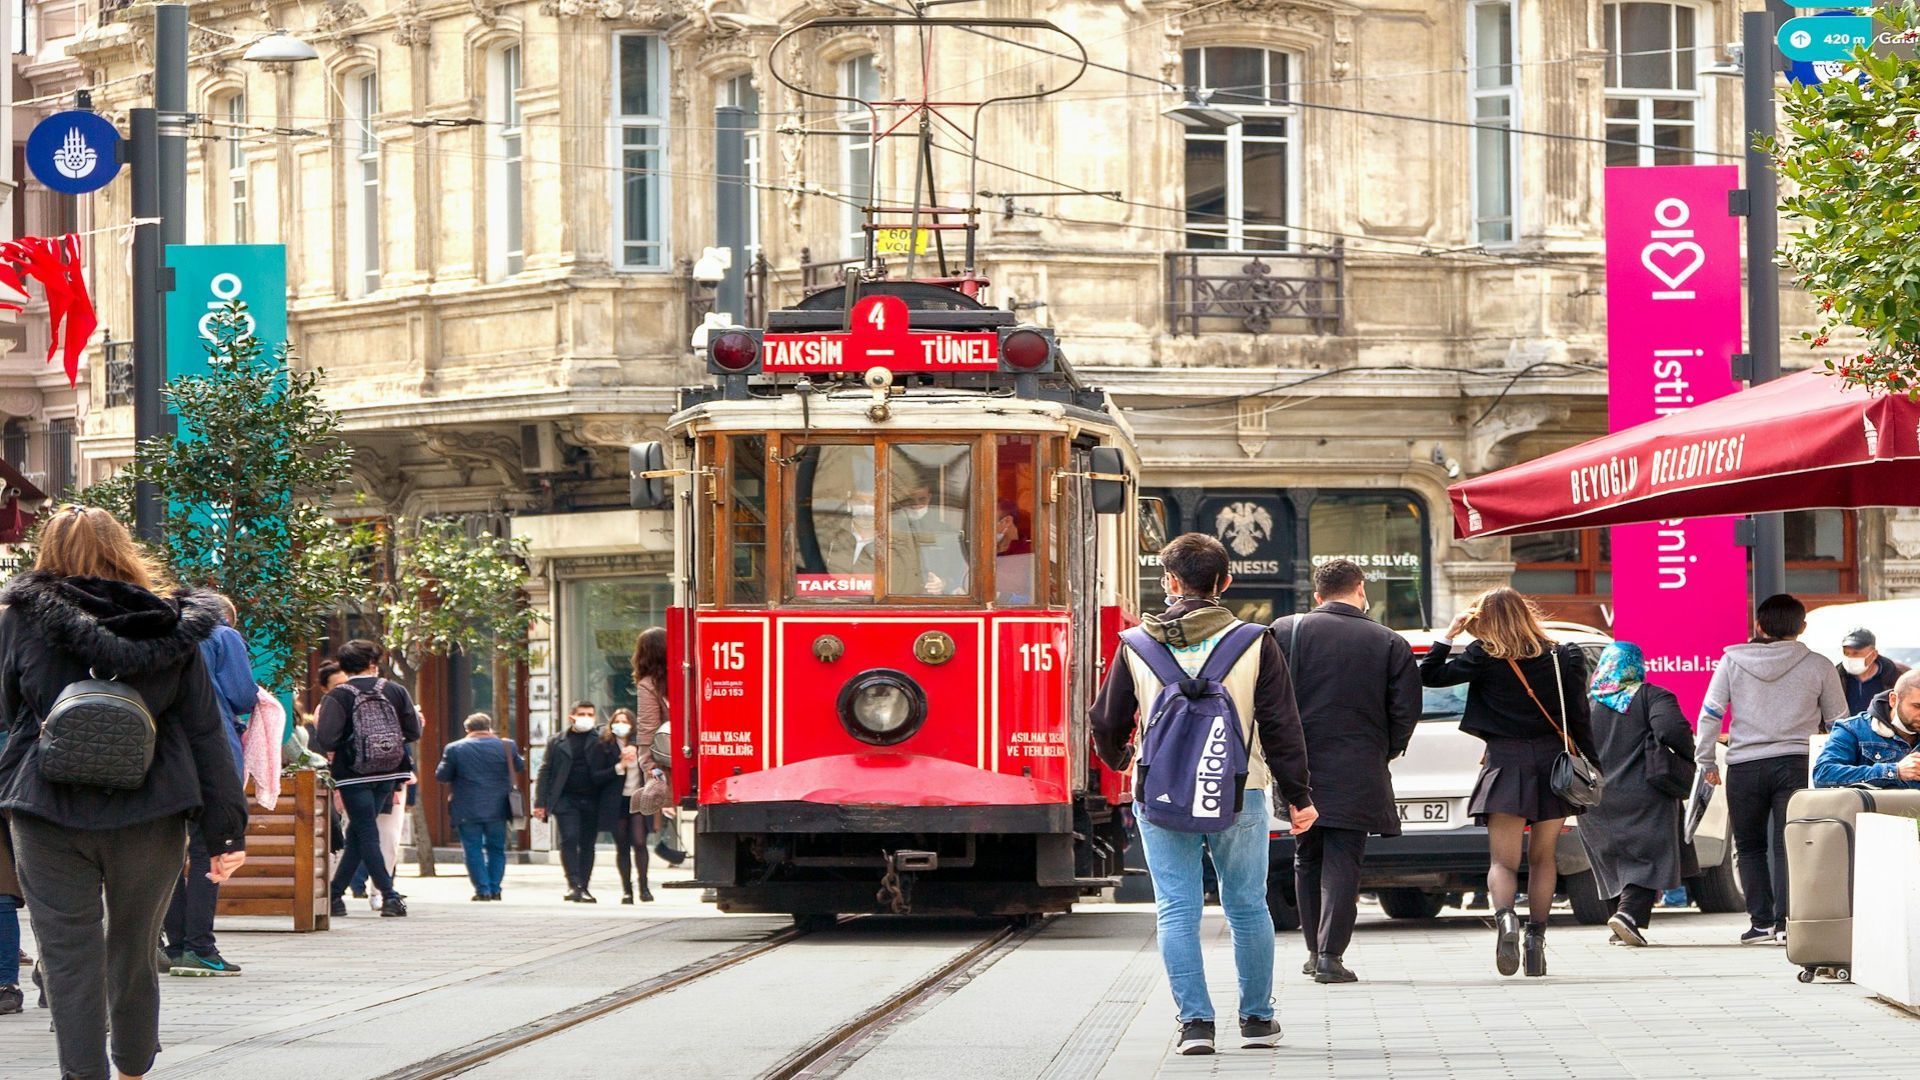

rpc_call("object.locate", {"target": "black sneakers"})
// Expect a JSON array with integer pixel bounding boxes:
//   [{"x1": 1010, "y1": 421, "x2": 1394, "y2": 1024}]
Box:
[
  {"x1": 0, "y1": 985, "x2": 21, "y2": 1015},
  {"x1": 330, "y1": 897, "x2": 348, "y2": 918},
  {"x1": 1739, "y1": 924, "x2": 1776, "y2": 945},
  {"x1": 1176, "y1": 1019, "x2": 1216, "y2": 1056},
  {"x1": 1608, "y1": 912, "x2": 1649, "y2": 948},
  {"x1": 380, "y1": 895, "x2": 408, "y2": 918},
  {"x1": 1238, "y1": 1017, "x2": 1282, "y2": 1048}
]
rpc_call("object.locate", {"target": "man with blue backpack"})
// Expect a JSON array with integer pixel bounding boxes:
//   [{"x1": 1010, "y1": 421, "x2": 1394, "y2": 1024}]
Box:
[{"x1": 1092, "y1": 533, "x2": 1318, "y2": 1057}]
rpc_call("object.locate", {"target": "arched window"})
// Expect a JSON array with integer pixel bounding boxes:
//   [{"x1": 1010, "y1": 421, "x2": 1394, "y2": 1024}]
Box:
[
  {"x1": 487, "y1": 43, "x2": 524, "y2": 279},
  {"x1": 1179, "y1": 46, "x2": 1295, "y2": 251},
  {"x1": 838, "y1": 55, "x2": 878, "y2": 258},
  {"x1": 343, "y1": 70, "x2": 382, "y2": 296},
  {"x1": 1603, "y1": 3, "x2": 1708, "y2": 166}
]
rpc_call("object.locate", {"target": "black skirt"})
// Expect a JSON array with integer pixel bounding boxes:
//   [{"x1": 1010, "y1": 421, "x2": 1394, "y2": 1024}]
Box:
[{"x1": 1469, "y1": 736, "x2": 1582, "y2": 825}]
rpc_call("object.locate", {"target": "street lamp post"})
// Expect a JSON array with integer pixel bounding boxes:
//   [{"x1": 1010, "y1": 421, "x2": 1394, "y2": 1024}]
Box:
[
  {"x1": 129, "y1": 5, "x2": 188, "y2": 541},
  {"x1": 1741, "y1": 9, "x2": 1788, "y2": 603}
]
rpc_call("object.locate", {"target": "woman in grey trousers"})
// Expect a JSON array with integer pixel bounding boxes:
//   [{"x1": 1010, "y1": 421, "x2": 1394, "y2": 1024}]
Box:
[{"x1": 0, "y1": 507, "x2": 248, "y2": 1080}]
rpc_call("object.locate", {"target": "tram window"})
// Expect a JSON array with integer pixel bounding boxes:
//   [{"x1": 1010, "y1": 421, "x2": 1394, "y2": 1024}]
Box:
[
  {"x1": 729, "y1": 435, "x2": 768, "y2": 604},
  {"x1": 790, "y1": 443, "x2": 884, "y2": 600},
  {"x1": 994, "y1": 435, "x2": 1037, "y2": 605},
  {"x1": 889, "y1": 443, "x2": 974, "y2": 597}
]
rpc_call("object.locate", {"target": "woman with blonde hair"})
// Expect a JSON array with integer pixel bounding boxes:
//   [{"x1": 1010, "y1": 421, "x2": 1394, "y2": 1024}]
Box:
[
  {"x1": 0, "y1": 506, "x2": 247, "y2": 1079},
  {"x1": 1420, "y1": 587, "x2": 1596, "y2": 978}
]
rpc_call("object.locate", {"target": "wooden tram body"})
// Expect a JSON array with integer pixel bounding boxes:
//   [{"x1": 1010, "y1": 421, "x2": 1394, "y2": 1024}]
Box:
[{"x1": 631, "y1": 283, "x2": 1140, "y2": 919}]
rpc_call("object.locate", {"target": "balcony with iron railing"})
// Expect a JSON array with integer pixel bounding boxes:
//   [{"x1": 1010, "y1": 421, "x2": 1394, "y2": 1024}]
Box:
[{"x1": 1164, "y1": 243, "x2": 1344, "y2": 336}]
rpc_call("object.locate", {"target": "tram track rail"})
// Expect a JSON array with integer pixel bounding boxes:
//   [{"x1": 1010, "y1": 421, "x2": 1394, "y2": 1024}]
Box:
[
  {"x1": 379, "y1": 921, "x2": 811, "y2": 1080},
  {"x1": 758, "y1": 916, "x2": 1051, "y2": 1080},
  {"x1": 379, "y1": 915, "x2": 1047, "y2": 1080}
]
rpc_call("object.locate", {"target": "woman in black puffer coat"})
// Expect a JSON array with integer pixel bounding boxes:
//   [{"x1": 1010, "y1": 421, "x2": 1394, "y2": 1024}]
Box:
[{"x1": 0, "y1": 506, "x2": 248, "y2": 1080}]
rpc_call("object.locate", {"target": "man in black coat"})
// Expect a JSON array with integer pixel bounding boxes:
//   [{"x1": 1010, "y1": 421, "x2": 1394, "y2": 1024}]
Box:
[{"x1": 1271, "y1": 559, "x2": 1421, "y2": 984}]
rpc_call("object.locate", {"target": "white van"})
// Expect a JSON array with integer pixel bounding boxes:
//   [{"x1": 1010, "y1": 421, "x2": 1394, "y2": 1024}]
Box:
[{"x1": 1264, "y1": 622, "x2": 1742, "y2": 926}]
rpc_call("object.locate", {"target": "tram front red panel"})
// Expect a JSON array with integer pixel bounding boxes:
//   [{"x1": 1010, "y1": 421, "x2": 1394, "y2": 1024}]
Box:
[
  {"x1": 693, "y1": 616, "x2": 773, "y2": 798},
  {"x1": 990, "y1": 616, "x2": 1071, "y2": 801},
  {"x1": 774, "y1": 615, "x2": 985, "y2": 769}
]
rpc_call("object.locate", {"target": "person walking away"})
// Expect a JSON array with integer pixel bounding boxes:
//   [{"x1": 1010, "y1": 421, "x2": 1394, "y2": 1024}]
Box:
[
  {"x1": 1270, "y1": 558, "x2": 1419, "y2": 985},
  {"x1": 315, "y1": 639, "x2": 422, "y2": 918},
  {"x1": 624, "y1": 628, "x2": 673, "y2": 899},
  {"x1": 1837, "y1": 628, "x2": 1908, "y2": 719},
  {"x1": 1813, "y1": 668, "x2": 1920, "y2": 790},
  {"x1": 1091, "y1": 533, "x2": 1318, "y2": 1056},
  {"x1": 1576, "y1": 642, "x2": 1694, "y2": 947},
  {"x1": 0, "y1": 506, "x2": 248, "y2": 1080},
  {"x1": 1697, "y1": 593, "x2": 1849, "y2": 944},
  {"x1": 1420, "y1": 587, "x2": 1595, "y2": 978},
  {"x1": 0, "y1": 717, "x2": 23, "y2": 1015},
  {"x1": 163, "y1": 593, "x2": 255, "y2": 977},
  {"x1": 600, "y1": 711, "x2": 639, "y2": 903},
  {"x1": 436, "y1": 712, "x2": 524, "y2": 901},
  {"x1": 535, "y1": 702, "x2": 618, "y2": 902}
]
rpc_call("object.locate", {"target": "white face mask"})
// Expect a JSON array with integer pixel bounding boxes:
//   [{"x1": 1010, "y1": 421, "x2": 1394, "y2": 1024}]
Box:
[
  {"x1": 612, "y1": 723, "x2": 632, "y2": 738},
  {"x1": 850, "y1": 503, "x2": 876, "y2": 531},
  {"x1": 571, "y1": 717, "x2": 596, "y2": 733},
  {"x1": 1844, "y1": 656, "x2": 1872, "y2": 676}
]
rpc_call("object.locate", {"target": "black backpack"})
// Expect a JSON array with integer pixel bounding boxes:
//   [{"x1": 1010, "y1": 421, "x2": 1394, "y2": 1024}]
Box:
[
  {"x1": 39, "y1": 676, "x2": 157, "y2": 790},
  {"x1": 349, "y1": 678, "x2": 406, "y2": 774}
]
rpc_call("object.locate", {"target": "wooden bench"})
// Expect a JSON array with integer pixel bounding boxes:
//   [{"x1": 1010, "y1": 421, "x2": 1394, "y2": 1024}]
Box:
[{"x1": 214, "y1": 768, "x2": 332, "y2": 931}]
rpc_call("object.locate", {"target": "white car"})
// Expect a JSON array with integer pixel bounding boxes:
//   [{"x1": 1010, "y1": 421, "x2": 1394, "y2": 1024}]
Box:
[{"x1": 1264, "y1": 621, "x2": 1742, "y2": 926}]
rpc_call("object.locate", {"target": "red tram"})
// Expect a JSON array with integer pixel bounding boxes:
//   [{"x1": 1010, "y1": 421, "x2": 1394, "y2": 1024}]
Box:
[{"x1": 628, "y1": 281, "x2": 1140, "y2": 920}]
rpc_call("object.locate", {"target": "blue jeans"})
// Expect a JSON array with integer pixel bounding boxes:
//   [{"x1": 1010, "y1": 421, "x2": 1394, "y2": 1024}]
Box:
[
  {"x1": 1138, "y1": 788, "x2": 1274, "y2": 1023},
  {"x1": 0, "y1": 896, "x2": 17, "y2": 986},
  {"x1": 458, "y1": 820, "x2": 508, "y2": 895}
]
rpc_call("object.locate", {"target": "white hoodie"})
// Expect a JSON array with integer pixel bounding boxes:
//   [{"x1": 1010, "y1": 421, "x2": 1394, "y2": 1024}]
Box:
[{"x1": 1696, "y1": 640, "x2": 1850, "y2": 770}]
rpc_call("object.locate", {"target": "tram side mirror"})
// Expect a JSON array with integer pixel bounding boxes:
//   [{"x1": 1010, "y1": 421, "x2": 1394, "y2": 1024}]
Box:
[
  {"x1": 1138, "y1": 496, "x2": 1169, "y2": 554},
  {"x1": 629, "y1": 442, "x2": 670, "y2": 510},
  {"x1": 1089, "y1": 446, "x2": 1130, "y2": 515}
]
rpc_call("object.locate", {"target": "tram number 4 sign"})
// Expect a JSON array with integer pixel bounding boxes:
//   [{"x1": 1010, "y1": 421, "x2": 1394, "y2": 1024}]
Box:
[{"x1": 762, "y1": 294, "x2": 1000, "y2": 374}]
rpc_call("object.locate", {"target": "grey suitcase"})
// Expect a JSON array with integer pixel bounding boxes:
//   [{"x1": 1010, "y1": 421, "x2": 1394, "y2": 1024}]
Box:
[{"x1": 1784, "y1": 787, "x2": 1920, "y2": 983}]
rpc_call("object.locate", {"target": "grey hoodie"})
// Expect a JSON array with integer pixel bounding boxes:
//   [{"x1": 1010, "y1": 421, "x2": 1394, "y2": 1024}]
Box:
[{"x1": 1696, "y1": 640, "x2": 1850, "y2": 770}]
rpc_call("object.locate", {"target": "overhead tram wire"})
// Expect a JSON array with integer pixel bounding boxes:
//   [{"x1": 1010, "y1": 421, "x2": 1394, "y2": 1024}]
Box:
[{"x1": 1117, "y1": 361, "x2": 1605, "y2": 415}]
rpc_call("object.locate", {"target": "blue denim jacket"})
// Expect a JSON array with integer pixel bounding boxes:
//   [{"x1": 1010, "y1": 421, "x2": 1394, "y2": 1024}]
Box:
[{"x1": 1813, "y1": 696, "x2": 1920, "y2": 789}]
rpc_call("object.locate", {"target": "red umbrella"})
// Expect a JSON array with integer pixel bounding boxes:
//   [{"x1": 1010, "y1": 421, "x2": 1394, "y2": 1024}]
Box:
[{"x1": 1448, "y1": 369, "x2": 1920, "y2": 539}]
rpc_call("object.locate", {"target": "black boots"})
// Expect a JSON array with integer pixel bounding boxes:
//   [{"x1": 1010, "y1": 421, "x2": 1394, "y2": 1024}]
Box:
[
  {"x1": 1314, "y1": 956, "x2": 1358, "y2": 984},
  {"x1": 1523, "y1": 923, "x2": 1547, "y2": 977},
  {"x1": 1494, "y1": 908, "x2": 1522, "y2": 976}
]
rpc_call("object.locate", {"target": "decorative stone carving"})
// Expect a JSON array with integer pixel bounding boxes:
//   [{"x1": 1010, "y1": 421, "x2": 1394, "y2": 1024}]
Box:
[
  {"x1": 1181, "y1": 0, "x2": 1336, "y2": 36},
  {"x1": 468, "y1": 0, "x2": 501, "y2": 27},
  {"x1": 1466, "y1": 401, "x2": 1569, "y2": 475},
  {"x1": 423, "y1": 430, "x2": 526, "y2": 488},
  {"x1": 1331, "y1": 14, "x2": 1354, "y2": 79},
  {"x1": 392, "y1": 0, "x2": 429, "y2": 47},
  {"x1": 190, "y1": 29, "x2": 234, "y2": 74},
  {"x1": 0, "y1": 392, "x2": 43, "y2": 421},
  {"x1": 569, "y1": 418, "x2": 663, "y2": 449},
  {"x1": 536, "y1": 0, "x2": 691, "y2": 24},
  {"x1": 317, "y1": 0, "x2": 369, "y2": 35}
]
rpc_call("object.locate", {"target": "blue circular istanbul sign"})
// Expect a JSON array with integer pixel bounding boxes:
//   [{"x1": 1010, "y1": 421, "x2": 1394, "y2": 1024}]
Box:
[{"x1": 25, "y1": 111, "x2": 123, "y2": 195}]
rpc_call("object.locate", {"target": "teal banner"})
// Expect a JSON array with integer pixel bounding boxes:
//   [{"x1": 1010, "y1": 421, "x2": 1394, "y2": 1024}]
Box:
[
  {"x1": 163, "y1": 244, "x2": 288, "y2": 383},
  {"x1": 161, "y1": 244, "x2": 292, "y2": 699}
]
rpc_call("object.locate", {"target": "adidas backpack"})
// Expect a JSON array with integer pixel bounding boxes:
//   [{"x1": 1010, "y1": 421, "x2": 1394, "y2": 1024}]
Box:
[
  {"x1": 349, "y1": 678, "x2": 407, "y2": 774},
  {"x1": 1122, "y1": 621, "x2": 1267, "y2": 834},
  {"x1": 39, "y1": 676, "x2": 157, "y2": 790}
]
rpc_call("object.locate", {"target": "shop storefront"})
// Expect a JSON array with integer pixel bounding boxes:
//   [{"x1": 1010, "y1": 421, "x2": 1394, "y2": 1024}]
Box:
[{"x1": 1139, "y1": 487, "x2": 1433, "y2": 629}]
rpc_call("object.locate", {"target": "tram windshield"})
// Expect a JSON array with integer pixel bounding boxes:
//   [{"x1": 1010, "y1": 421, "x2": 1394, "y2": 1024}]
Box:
[{"x1": 791, "y1": 441, "x2": 977, "y2": 600}]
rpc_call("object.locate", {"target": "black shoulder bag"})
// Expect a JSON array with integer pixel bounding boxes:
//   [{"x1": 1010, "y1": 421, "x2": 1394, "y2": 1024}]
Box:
[{"x1": 1506, "y1": 649, "x2": 1603, "y2": 809}]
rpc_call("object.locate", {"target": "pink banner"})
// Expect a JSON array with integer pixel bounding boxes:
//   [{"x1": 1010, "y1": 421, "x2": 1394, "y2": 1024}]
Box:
[{"x1": 1604, "y1": 165, "x2": 1750, "y2": 721}]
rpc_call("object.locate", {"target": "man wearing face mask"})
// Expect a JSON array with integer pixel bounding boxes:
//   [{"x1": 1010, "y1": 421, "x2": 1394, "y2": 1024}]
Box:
[
  {"x1": 822, "y1": 487, "x2": 925, "y2": 593},
  {"x1": 1837, "y1": 628, "x2": 1909, "y2": 719},
  {"x1": 897, "y1": 481, "x2": 970, "y2": 595},
  {"x1": 1815, "y1": 668, "x2": 1920, "y2": 789},
  {"x1": 534, "y1": 702, "x2": 619, "y2": 903}
]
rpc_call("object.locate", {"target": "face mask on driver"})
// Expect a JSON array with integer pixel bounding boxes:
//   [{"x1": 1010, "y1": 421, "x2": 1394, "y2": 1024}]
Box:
[
  {"x1": 906, "y1": 504, "x2": 930, "y2": 521},
  {"x1": 1844, "y1": 656, "x2": 1872, "y2": 676},
  {"x1": 571, "y1": 716, "x2": 596, "y2": 733}
]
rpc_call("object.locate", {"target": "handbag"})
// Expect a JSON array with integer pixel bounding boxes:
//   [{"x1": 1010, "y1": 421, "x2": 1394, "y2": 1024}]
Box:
[
  {"x1": 503, "y1": 739, "x2": 527, "y2": 828},
  {"x1": 1506, "y1": 650, "x2": 1604, "y2": 809},
  {"x1": 1637, "y1": 691, "x2": 1694, "y2": 799}
]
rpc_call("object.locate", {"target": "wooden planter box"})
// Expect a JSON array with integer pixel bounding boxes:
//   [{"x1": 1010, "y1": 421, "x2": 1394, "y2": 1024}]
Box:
[{"x1": 214, "y1": 768, "x2": 332, "y2": 931}]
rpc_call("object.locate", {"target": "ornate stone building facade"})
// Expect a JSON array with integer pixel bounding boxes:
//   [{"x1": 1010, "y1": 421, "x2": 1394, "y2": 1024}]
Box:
[{"x1": 23, "y1": 0, "x2": 1907, "y2": 801}]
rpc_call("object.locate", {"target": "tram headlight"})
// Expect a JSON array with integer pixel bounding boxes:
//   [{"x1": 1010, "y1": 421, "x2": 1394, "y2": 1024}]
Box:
[{"x1": 837, "y1": 669, "x2": 928, "y2": 745}]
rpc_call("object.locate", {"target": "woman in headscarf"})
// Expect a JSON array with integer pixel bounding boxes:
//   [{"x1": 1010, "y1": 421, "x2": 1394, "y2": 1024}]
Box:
[{"x1": 1577, "y1": 642, "x2": 1696, "y2": 947}]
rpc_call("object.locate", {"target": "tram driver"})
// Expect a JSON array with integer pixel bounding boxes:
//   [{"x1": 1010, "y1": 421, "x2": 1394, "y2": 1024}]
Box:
[
  {"x1": 898, "y1": 480, "x2": 971, "y2": 595},
  {"x1": 822, "y1": 486, "x2": 928, "y2": 593}
]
